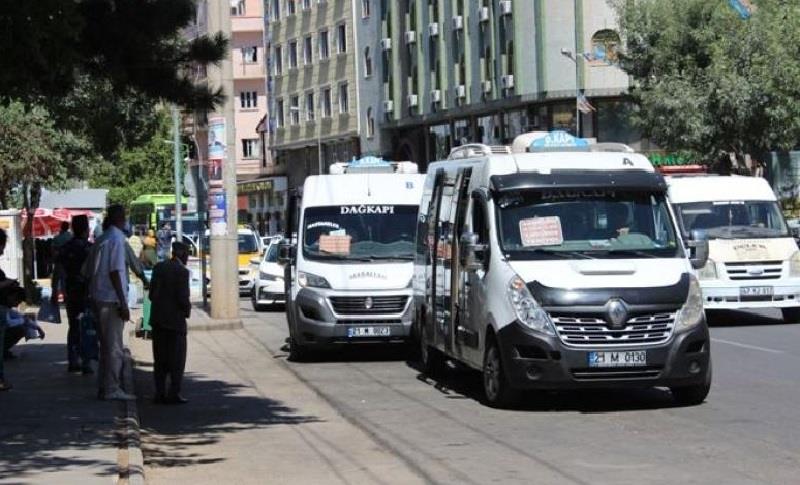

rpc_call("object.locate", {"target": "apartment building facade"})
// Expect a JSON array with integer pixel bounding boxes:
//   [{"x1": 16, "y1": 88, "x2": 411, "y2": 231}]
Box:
[
  {"x1": 378, "y1": 0, "x2": 642, "y2": 168},
  {"x1": 265, "y1": 0, "x2": 387, "y2": 190}
]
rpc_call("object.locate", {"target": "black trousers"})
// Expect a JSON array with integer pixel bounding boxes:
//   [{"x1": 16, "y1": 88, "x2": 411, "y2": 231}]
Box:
[
  {"x1": 4, "y1": 325, "x2": 24, "y2": 353},
  {"x1": 152, "y1": 327, "x2": 187, "y2": 398},
  {"x1": 65, "y1": 296, "x2": 87, "y2": 368}
]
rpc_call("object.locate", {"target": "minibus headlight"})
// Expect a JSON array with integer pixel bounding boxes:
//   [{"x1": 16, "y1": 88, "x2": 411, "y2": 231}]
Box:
[
  {"x1": 790, "y1": 251, "x2": 800, "y2": 277},
  {"x1": 697, "y1": 259, "x2": 718, "y2": 280},
  {"x1": 298, "y1": 271, "x2": 331, "y2": 289},
  {"x1": 676, "y1": 275, "x2": 704, "y2": 331},
  {"x1": 507, "y1": 276, "x2": 555, "y2": 336}
]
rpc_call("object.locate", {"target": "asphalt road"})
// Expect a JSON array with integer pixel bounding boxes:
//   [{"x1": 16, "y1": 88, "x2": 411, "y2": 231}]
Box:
[{"x1": 240, "y1": 300, "x2": 800, "y2": 485}]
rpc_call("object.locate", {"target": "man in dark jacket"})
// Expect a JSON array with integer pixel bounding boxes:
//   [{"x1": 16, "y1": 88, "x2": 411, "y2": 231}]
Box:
[
  {"x1": 58, "y1": 215, "x2": 93, "y2": 374},
  {"x1": 149, "y1": 241, "x2": 191, "y2": 404}
]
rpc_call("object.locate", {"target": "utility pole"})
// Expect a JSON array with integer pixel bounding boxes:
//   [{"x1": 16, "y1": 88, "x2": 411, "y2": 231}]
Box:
[
  {"x1": 207, "y1": 0, "x2": 239, "y2": 320},
  {"x1": 573, "y1": 0, "x2": 581, "y2": 137},
  {"x1": 172, "y1": 105, "x2": 183, "y2": 241}
]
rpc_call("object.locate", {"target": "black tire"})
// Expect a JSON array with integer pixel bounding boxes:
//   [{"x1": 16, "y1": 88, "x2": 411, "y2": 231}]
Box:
[
  {"x1": 251, "y1": 291, "x2": 267, "y2": 312},
  {"x1": 781, "y1": 307, "x2": 800, "y2": 323},
  {"x1": 671, "y1": 361, "x2": 712, "y2": 406},
  {"x1": 419, "y1": 326, "x2": 445, "y2": 376},
  {"x1": 287, "y1": 338, "x2": 311, "y2": 362},
  {"x1": 482, "y1": 334, "x2": 520, "y2": 408}
]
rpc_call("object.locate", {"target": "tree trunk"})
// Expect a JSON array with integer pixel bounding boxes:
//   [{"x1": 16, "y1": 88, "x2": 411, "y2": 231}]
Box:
[{"x1": 21, "y1": 183, "x2": 42, "y2": 303}]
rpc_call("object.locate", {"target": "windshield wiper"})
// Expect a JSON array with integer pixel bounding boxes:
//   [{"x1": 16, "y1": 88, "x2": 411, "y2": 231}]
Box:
[
  {"x1": 521, "y1": 248, "x2": 596, "y2": 260},
  {"x1": 594, "y1": 249, "x2": 660, "y2": 258},
  {"x1": 366, "y1": 255, "x2": 414, "y2": 261}
]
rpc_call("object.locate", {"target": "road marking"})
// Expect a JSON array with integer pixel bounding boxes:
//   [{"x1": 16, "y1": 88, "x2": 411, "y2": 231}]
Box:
[{"x1": 712, "y1": 338, "x2": 784, "y2": 354}]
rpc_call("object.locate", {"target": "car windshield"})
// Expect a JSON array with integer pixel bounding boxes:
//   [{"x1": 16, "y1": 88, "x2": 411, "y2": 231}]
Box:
[
  {"x1": 264, "y1": 243, "x2": 279, "y2": 263},
  {"x1": 496, "y1": 189, "x2": 680, "y2": 260},
  {"x1": 238, "y1": 234, "x2": 260, "y2": 253},
  {"x1": 302, "y1": 204, "x2": 418, "y2": 261},
  {"x1": 674, "y1": 201, "x2": 789, "y2": 239}
]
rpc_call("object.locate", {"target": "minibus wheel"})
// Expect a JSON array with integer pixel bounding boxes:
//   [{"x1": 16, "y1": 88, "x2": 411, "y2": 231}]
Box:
[
  {"x1": 483, "y1": 335, "x2": 519, "y2": 408},
  {"x1": 671, "y1": 360, "x2": 712, "y2": 406},
  {"x1": 419, "y1": 331, "x2": 445, "y2": 376},
  {"x1": 781, "y1": 307, "x2": 800, "y2": 323}
]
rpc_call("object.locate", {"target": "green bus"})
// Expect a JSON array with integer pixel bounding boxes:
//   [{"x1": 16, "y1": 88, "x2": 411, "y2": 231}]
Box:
[{"x1": 129, "y1": 194, "x2": 188, "y2": 232}]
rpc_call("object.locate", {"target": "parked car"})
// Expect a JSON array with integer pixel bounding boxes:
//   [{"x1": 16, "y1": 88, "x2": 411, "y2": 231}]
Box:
[{"x1": 251, "y1": 240, "x2": 286, "y2": 311}]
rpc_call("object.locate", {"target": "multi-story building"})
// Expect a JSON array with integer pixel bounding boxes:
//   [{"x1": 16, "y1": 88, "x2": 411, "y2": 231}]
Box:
[
  {"x1": 379, "y1": 0, "x2": 645, "y2": 168},
  {"x1": 265, "y1": 0, "x2": 385, "y2": 190}
]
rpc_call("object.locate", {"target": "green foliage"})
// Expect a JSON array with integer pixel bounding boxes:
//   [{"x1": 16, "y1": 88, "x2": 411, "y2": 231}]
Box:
[
  {"x1": 613, "y1": 0, "x2": 800, "y2": 164},
  {"x1": 0, "y1": 100, "x2": 91, "y2": 209},
  {"x1": 89, "y1": 108, "x2": 176, "y2": 208},
  {"x1": 0, "y1": 0, "x2": 227, "y2": 111}
]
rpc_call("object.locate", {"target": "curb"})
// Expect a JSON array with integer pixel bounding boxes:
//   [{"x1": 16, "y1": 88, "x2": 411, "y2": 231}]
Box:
[
  {"x1": 118, "y1": 348, "x2": 145, "y2": 485},
  {"x1": 188, "y1": 319, "x2": 244, "y2": 332}
]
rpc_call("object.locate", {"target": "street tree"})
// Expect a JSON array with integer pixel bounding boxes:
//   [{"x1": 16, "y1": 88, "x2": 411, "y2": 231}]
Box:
[
  {"x1": 0, "y1": 100, "x2": 91, "y2": 298},
  {"x1": 0, "y1": 0, "x2": 227, "y2": 111},
  {"x1": 89, "y1": 108, "x2": 177, "y2": 208},
  {"x1": 612, "y1": 0, "x2": 800, "y2": 168}
]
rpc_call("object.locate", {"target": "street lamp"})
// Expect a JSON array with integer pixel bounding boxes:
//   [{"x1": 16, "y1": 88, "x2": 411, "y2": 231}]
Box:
[{"x1": 289, "y1": 104, "x2": 323, "y2": 175}]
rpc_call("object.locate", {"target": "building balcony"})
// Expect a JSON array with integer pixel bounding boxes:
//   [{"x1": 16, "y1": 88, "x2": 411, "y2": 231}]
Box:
[
  {"x1": 231, "y1": 15, "x2": 263, "y2": 33},
  {"x1": 232, "y1": 50, "x2": 265, "y2": 80}
]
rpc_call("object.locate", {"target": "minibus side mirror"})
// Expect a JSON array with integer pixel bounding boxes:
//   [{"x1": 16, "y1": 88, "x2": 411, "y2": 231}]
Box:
[
  {"x1": 278, "y1": 242, "x2": 296, "y2": 266},
  {"x1": 688, "y1": 238, "x2": 709, "y2": 270},
  {"x1": 460, "y1": 232, "x2": 486, "y2": 271},
  {"x1": 791, "y1": 226, "x2": 800, "y2": 244}
]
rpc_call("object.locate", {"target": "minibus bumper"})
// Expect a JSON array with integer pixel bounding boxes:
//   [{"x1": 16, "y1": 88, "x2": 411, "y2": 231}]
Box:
[
  {"x1": 290, "y1": 288, "x2": 414, "y2": 346},
  {"x1": 496, "y1": 320, "x2": 710, "y2": 390}
]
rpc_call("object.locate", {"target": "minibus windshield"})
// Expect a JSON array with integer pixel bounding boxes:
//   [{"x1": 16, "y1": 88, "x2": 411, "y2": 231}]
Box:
[
  {"x1": 302, "y1": 205, "x2": 417, "y2": 261},
  {"x1": 673, "y1": 201, "x2": 789, "y2": 239},
  {"x1": 496, "y1": 190, "x2": 681, "y2": 260}
]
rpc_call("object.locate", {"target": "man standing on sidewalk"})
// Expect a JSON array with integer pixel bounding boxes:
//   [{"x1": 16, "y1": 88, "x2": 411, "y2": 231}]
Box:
[
  {"x1": 149, "y1": 241, "x2": 191, "y2": 404},
  {"x1": 59, "y1": 215, "x2": 93, "y2": 374},
  {"x1": 90, "y1": 205, "x2": 135, "y2": 401}
]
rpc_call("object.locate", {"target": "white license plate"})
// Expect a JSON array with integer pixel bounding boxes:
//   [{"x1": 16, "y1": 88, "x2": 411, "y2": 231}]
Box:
[
  {"x1": 588, "y1": 351, "x2": 647, "y2": 367},
  {"x1": 740, "y1": 286, "x2": 773, "y2": 297},
  {"x1": 347, "y1": 326, "x2": 391, "y2": 338}
]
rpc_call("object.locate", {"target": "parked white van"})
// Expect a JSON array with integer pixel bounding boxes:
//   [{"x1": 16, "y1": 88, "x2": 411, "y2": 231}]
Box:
[
  {"x1": 281, "y1": 158, "x2": 424, "y2": 360},
  {"x1": 667, "y1": 175, "x2": 800, "y2": 322},
  {"x1": 414, "y1": 132, "x2": 712, "y2": 407}
]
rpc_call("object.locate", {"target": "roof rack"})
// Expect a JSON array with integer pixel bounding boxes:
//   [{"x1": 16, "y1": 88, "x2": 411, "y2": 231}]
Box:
[{"x1": 448, "y1": 144, "x2": 512, "y2": 160}]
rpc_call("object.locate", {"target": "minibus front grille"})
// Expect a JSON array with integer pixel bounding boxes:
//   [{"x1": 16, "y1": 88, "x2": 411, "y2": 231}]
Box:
[
  {"x1": 724, "y1": 261, "x2": 783, "y2": 281},
  {"x1": 552, "y1": 313, "x2": 676, "y2": 348},
  {"x1": 329, "y1": 296, "x2": 409, "y2": 316}
]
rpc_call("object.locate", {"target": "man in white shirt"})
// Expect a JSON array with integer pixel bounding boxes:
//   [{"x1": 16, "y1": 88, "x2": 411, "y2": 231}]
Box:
[{"x1": 91, "y1": 205, "x2": 136, "y2": 401}]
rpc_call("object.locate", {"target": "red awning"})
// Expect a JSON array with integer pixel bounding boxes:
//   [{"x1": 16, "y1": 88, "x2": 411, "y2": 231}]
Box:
[{"x1": 21, "y1": 208, "x2": 96, "y2": 238}]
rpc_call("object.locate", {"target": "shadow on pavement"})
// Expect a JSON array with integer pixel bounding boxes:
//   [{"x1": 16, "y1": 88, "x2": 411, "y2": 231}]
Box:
[
  {"x1": 280, "y1": 343, "x2": 411, "y2": 364},
  {"x1": 706, "y1": 309, "x2": 786, "y2": 327},
  {"x1": 407, "y1": 360, "x2": 683, "y2": 413},
  {"x1": 134, "y1": 359, "x2": 322, "y2": 469},
  {"x1": 0, "y1": 342, "x2": 119, "y2": 481}
]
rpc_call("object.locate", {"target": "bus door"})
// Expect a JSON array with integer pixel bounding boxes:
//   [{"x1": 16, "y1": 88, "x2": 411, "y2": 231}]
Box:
[
  {"x1": 432, "y1": 169, "x2": 458, "y2": 351},
  {"x1": 447, "y1": 168, "x2": 473, "y2": 356}
]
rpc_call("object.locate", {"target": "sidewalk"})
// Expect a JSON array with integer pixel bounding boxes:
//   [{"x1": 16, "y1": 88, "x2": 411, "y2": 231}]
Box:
[
  {"x1": 0, "y1": 320, "x2": 131, "y2": 485},
  {"x1": 129, "y1": 306, "x2": 425, "y2": 485}
]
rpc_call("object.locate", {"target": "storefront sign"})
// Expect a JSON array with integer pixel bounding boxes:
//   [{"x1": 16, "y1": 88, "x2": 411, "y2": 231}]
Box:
[{"x1": 238, "y1": 179, "x2": 274, "y2": 195}]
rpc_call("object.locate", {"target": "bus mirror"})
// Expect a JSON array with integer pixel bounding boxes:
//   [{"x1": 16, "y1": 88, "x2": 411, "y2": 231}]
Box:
[
  {"x1": 460, "y1": 232, "x2": 486, "y2": 271},
  {"x1": 689, "y1": 229, "x2": 708, "y2": 242},
  {"x1": 688, "y1": 239, "x2": 709, "y2": 270}
]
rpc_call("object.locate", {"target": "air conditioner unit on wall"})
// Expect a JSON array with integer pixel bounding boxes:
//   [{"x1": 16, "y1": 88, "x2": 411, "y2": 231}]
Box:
[
  {"x1": 482, "y1": 80, "x2": 492, "y2": 94},
  {"x1": 455, "y1": 85, "x2": 466, "y2": 99},
  {"x1": 404, "y1": 31, "x2": 417, "y2": 45},
  {"x1": 428, "y1": 22, "x2": 439, "y2": 37},
  {"x1": 479, "y1": 7, "x2": 490, "y2": 22},
  {"x1": 430, "y1": 89, "x2": 442, "y2": 103},
  {"x1": 501, "y1": 74, "x2": 515, "y2": 89},
  {"x1": 407, "y1": 94, "x2": 419, "y2": 107},
  {"x1": 500, "y1": 1, "x2": 512, "y2": 16},
  {"x1": 383, "y1": 99, "x2": 394, "y2": 112},
  {"x1": 380, "y1": 38, "x2": 392, "y2": 51},
  {"x1": 452, "y1": 15, "x2": 463, "y2": 31}
]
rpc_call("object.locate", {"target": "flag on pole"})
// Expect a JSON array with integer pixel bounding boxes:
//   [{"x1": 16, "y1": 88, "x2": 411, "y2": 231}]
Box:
[{"x1": 577, "y1": 94, "x2": 596, "y2": 114}]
